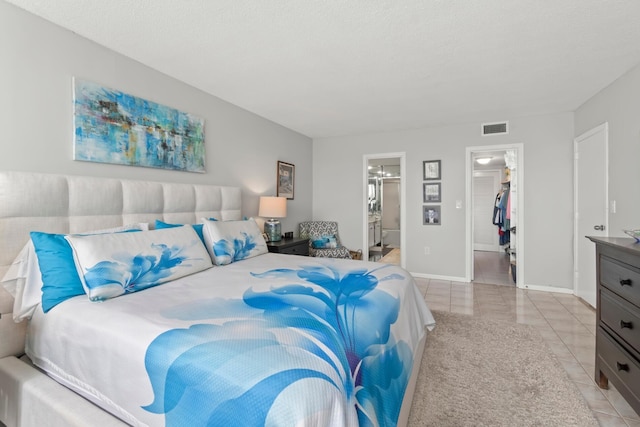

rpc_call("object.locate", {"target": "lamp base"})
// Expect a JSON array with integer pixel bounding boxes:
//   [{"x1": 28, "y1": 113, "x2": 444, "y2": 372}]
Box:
[{"x1": 264, "y1": 219, "x2": 282, "y2": 242}]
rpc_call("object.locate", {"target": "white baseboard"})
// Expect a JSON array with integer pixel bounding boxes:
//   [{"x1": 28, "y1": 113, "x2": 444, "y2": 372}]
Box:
[
  {"x1": 473, "y1": 244, "x2": 501, "y2": 252},
  {"x1": 519, "y1": 283, "x2": 574, "y2": 294},
  {"x1": 410, "y1": 272, "x2": 469, "y2": 283},
  {"x1": 409, "y1": 273, "x2": 575, "y2": 296}
]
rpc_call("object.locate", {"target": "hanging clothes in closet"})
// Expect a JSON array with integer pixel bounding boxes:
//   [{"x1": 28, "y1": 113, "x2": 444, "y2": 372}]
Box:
[{"x1": 492, "y1": 183, "x2": 510, "y2": 246}]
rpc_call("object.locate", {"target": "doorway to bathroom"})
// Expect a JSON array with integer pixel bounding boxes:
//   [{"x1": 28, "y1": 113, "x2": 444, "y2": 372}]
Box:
[{"x1": 363, "y1": 153, "x2": 406, "y2": 268}]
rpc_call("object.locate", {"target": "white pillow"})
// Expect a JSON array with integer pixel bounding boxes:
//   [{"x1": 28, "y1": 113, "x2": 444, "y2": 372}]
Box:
[
  {"x1": 66, "y1": 226, "x2": 212, "y2": 301},
  {"x1": 201, "y1": 218, "x2": 268, "y2": 265},
  {"x1": 1, "y1": 223, "x2": 149, "y2": 321}
]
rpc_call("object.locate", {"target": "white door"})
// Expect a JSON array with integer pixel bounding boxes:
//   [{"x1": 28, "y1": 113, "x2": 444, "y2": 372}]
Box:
[
  {"x1": 473, "y1": 171, "x2": 501, "y2": 252},
  {"x1": 574, "y1": 123, "x2": 608, "y2": 308}
]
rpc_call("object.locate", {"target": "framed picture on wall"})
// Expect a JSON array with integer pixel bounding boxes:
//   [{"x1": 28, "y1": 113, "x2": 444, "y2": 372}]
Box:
[
  {"x1": 423, "y1": 205, "x2": 441, "y2": 225},
  {"x1": 422, "y1": 160, "x2": 441, "y2": 181},
  {"x1": 277, "y1": 161, "x2": 295, "y2": 200},
  {"x1": 73, "y1": 79, "x2": 206, "y2": 173},
  {"x1": 423, "y1": 182, "x2": 441, "y2": 203},
  {"x1": 423, "y1": 160, "x2": 441, "y2": 180}
]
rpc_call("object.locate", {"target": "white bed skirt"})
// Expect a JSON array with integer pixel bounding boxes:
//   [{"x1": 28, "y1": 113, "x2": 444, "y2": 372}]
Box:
[{"x1": 0, "y1": 356, "x2": 125, "y2": 427}]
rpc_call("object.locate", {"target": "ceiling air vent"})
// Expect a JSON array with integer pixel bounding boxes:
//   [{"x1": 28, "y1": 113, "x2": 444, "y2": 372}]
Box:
[{"x1": 482, "y1": 121, "x2": 509, "y2": 136}]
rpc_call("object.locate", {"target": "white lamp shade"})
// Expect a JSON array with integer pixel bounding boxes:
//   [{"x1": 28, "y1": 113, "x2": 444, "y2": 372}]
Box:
[{"x1": 259, "y1": 196, "x2": 287, "y2": 218}]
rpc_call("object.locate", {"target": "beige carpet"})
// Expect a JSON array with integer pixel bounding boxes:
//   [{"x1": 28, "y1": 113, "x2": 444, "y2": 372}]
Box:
[{"x1": 407, "y1": 311, "x2": 599, "y2": 427}]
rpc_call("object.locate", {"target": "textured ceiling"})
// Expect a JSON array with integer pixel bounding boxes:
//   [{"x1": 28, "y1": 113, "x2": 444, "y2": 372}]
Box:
[{"x1": 6, "y1": 0, "x2": 640, "y2": 138}]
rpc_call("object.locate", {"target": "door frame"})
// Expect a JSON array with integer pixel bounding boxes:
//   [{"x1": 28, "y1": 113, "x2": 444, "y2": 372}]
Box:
[
  {"x1": 573, "y1": 122, "x2": 609, "y2": 303},
  {"x1": 465, "y1": 144, "x2": 524, "y2": 287},
  {"x1": 362, "y1": 152, "x2": 406, "y2": 268}
]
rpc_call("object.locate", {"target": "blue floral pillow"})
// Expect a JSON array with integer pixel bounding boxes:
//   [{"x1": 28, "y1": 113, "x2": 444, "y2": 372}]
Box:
[
  {"x1": 201, "y1": 219, "x2": 268, "y2": 265},
  {"x1": 29, "y1": 223, "x2": 147, "y2": 313},
  {"x1": 65, "y1": 226, "x2": 212, "y2": 301},
  {"x1": 311, "y1": 235, "x2": 339, "y2": 249}
]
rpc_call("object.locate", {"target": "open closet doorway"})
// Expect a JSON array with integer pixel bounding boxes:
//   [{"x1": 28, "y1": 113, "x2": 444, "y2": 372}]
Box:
[
  {"x1": 363, "y1": 153, "x2": 406, "y2": 268},
  {"x1": 465, "y1": 144, "x2": 524, "y2": 288}
]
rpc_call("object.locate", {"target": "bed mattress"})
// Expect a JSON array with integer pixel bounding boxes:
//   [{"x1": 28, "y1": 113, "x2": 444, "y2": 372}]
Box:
[{"x1": 26, "y1": 253, "x2": 434, "y2": 427}]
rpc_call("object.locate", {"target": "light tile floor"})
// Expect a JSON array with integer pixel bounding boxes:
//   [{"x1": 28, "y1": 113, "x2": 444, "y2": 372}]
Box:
[
  {"x1": 473, "y1": 249, "x2": 514, "y2": 285},
  {"x1": 415, "y1": 251, "x2": 640, "y2": 427}
]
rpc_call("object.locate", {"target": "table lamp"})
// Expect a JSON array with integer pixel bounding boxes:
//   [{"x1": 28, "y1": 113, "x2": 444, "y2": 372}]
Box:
[{"x1": 258, "y1": 196, "x2": 287, "y2": 242}]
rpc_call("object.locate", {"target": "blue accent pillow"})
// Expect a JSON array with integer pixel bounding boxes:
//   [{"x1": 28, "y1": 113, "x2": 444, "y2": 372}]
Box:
[
  {"x1": 155, "y1": 220, "x2": 206, "y2": 245},
  {"x1": 311, "y1": 235, "x2": 338, "y2": 249},
  {"x1": 30, "y1": 232, "x2": 84, "y2": 313},
  {"x1": 31, "y1": 227, "x2": 143, "y2": 312}
]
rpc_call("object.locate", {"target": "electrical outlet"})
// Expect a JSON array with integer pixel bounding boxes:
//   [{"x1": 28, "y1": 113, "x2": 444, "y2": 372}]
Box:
[{"x1": 424, "y1": 246, "x2": 430, "y2": 255}]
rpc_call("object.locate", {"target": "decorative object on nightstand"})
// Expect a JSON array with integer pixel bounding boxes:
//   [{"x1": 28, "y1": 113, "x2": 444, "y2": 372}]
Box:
[
  {"x1": 623, "y1": 229, "x2": 640, "y2": 242},
  {"x1": 259, "y1": 196, "x2": 287, "y2": 242},
  {"x1": 267, "y1": 237, "x2": 309, "y2": 256}
]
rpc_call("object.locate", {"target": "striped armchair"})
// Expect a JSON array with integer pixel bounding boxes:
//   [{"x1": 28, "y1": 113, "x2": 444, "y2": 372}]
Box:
[{"x1": 298, "y1": 221, "x2": 352, "y2": 259}]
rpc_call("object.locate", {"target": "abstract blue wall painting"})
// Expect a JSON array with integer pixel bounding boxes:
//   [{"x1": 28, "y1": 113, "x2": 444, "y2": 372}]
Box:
[{"x1": 73, "y1": 79, "x2": 205, "y2": 173}]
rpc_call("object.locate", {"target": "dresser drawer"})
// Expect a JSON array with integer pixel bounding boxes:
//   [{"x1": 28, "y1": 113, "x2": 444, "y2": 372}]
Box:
[
  {"x1": 597, "y1": 328, "x2": 640, "y2": 404},
  {"x1": 267, "y1": 238, "x2": 309, "y2": 256},
  {"x1": 282, "y1": 244, "x2": 309, "y2": 256},
  {"x1": 601, "y1": 289, "x2": 640, "y2": 352},
  {"x1": 601, "y1": 256, "x2": 640, "y2": 307}
]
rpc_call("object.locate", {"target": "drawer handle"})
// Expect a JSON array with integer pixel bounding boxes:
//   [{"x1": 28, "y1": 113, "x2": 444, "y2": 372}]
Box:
[
  {"x1": 619, "y1": 278, "x2": 632, "y2": 286},
  {"x1": 616, "y1": 362, "x2": 630, "y2": 372},
  {"x1": 620, "y1": 320, "x2": 633, "y2": 329}
]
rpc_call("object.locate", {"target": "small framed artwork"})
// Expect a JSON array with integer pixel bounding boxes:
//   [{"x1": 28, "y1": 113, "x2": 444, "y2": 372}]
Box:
[
  {"x1": 423, "y1": 160, "x2": 441, "y2": 180},
  {"x1": 423, "y1": 182, "x2": 441, "y2": 203},
  {"x1": 423, "y1": 205, "x2": 441, "y2": 225},
  {"x1": 277, "y1": 161, "x2": 295, "y2": 200}
]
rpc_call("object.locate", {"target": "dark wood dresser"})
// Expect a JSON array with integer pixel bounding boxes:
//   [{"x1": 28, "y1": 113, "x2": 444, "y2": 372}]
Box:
[{"x1": 588, "y1": 237, "x2": 640, "y2": 416}]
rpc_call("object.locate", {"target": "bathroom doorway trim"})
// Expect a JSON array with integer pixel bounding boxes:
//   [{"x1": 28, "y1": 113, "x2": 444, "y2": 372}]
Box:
[{"x1": 362, "y1": 152, "x2": 406, "y2": 268}]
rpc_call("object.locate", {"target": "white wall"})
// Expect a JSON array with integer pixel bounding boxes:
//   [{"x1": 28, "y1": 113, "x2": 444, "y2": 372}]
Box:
[
  {"x1": 473, "y1": 170, "x2": 502, "y2": 252},
  {"x1": 313, "y1": 113, "x2": 575, "y2": 290},
  {"x1": 575, "y1": 62, "x2": 640, "y2": 235},
  {"x1": 0, "y1": 1, "x2": 312, "y2": 234},
  {"x1": 382, "y1": 180, "x2": 400, "y2": 230}
]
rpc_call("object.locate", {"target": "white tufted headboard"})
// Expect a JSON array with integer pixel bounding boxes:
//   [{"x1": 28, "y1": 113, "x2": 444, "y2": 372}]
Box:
[{"x1": 0, "y1": 171, "x2": 242, "y2": 358}]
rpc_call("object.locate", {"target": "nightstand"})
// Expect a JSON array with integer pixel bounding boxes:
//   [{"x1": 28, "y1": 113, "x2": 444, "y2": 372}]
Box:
[{"x1": 267, "y1": 237, "x2": 309, "y2": 256}]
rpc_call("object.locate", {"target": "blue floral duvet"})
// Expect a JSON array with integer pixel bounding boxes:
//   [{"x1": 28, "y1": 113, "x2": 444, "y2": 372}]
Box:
[{"x1": 27, "y1": 253, "x2": 435, "y2": 427}]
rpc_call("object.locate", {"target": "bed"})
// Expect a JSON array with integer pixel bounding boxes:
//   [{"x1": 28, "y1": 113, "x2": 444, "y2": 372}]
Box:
[{"x1": 0, "y1": 171, "x2": 435, "y2": 427}]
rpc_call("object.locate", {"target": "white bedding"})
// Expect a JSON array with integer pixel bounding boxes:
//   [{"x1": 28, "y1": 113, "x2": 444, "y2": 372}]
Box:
[{"x1": 27, "y1": 253, "x2": 434, "y2": 427}]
